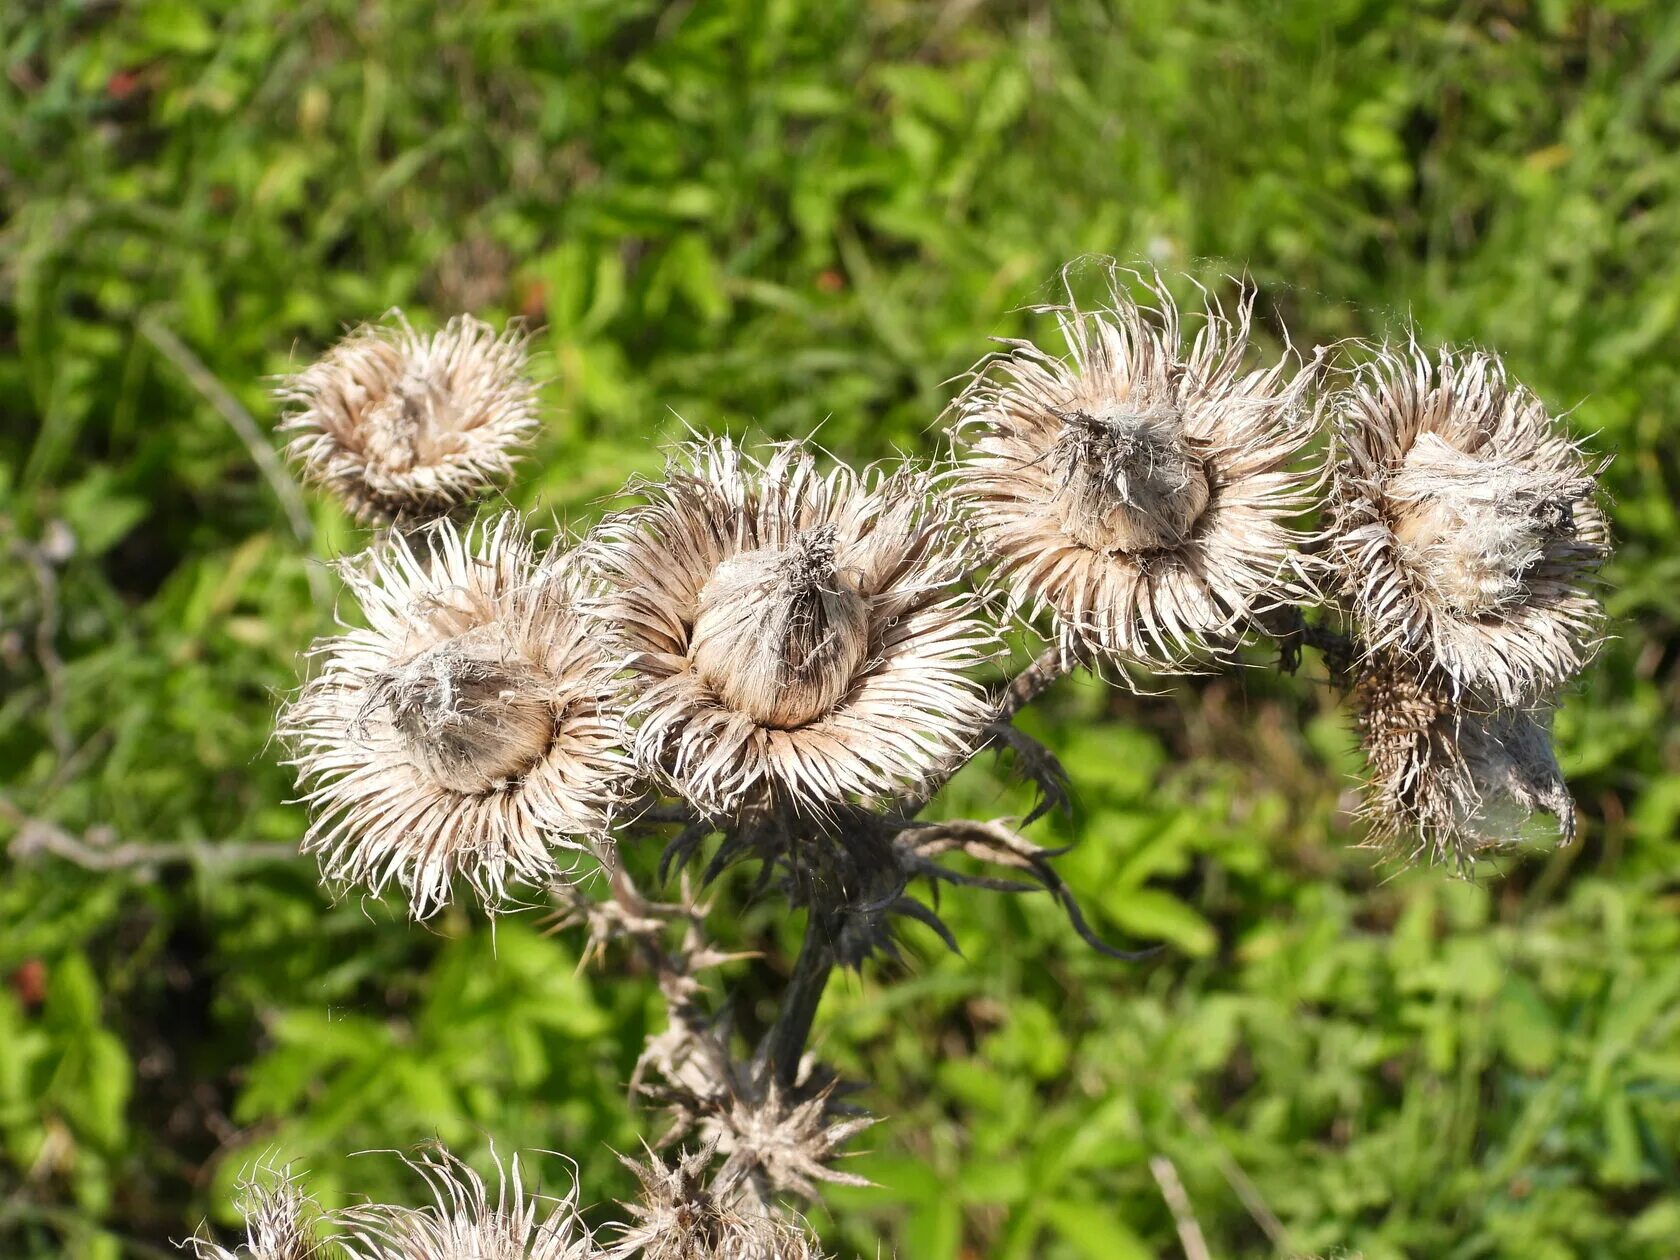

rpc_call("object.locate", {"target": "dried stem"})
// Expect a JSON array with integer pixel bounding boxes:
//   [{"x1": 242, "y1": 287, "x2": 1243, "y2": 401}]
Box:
[
  {"x1": 138, "y1": 315, "x2": 327, "y2": 606},
  {"x1": 900, "y1": 642, "x2": 1080, "y2": 819},
  {"x1": 761, "y1": 909, "x2": 836, "y2": 1088},
  {"x1": 1149, "y1": 1155, "x2": 1212, "y2": 1260},
  {"x1": 998, "y1": 642, "x2": 1080, "y2": 724}
]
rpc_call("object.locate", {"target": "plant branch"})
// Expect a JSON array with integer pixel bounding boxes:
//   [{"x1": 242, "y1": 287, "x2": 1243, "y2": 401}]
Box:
[
  {"x1": 2, "y1": 799, "x2": 297, "y2": 873},
  {"x1": 1149, "y1": 1155, "x2": 1212, "y2": 1260},
  {"x1": 901, "y1": 642, "x2": 1080, "y2": 818},
  {"x1": 138, "y1": 314, "x2": 328, "y2": 606}
]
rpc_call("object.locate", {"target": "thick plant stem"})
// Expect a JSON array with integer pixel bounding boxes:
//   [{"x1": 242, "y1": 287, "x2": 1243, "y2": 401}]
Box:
[{"x1": 763, "y1": 909, "x2": 836, "y2": 1088}]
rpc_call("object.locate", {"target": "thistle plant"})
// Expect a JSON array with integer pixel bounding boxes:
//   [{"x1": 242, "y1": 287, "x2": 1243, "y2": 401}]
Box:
[{"x1": 209, "y1": 264, "x2": 1611, "y2": 1257}]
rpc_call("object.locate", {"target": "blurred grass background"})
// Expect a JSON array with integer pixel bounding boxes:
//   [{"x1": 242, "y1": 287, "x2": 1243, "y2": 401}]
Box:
[{"x1": 3, "y1": 1, "x2": 1680, "y2": 1257}]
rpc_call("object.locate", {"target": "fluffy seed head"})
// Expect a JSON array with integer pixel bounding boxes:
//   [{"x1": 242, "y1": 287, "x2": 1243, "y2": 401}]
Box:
[
  {"x1": 279, "y1": 514, "x2": 629, "y2": 917},
  {"x1": 1353, "y1": 653, "x2": 1576, "y2": 868},
  {"x1": 593, "y1": 438, "x2": 997, "y2": 821},
  {"x1": 337, "y1": 1148, "x2": 595, "y2": 1260},
  {"x1": 948, "y1": 271, "x2": 1319, "y2": 668},
  {"x1": 1327, "y1": 343, "x2": 1608, "y2": 706},
  {"x1": 278, "y1": 313, "x2": 537, "y2": 523}
]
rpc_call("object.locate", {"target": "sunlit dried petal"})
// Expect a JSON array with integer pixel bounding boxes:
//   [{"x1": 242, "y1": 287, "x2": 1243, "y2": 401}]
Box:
[
  {"x1": 338, "y1": 1147, "x2": 595, "y2": 1260},
  {"x1": 187, "y1": 1168, "x2": 328, "y2": 1260}
]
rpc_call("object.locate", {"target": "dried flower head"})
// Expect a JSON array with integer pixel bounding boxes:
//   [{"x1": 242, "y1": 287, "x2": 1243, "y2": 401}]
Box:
[
  {"x1": 278, "y1": 313, "x2": 537, "y2": 523},
  {"x1": 607, "y1": 1146, "x2": 824, "y2": 1260},
  {"x1": 660, "y1": 1070, "x2": 873, "y2": 1207},
  {"x1": 188, "y1": 1168, "x2": 328, "y2": 1260},
  {"x1": 338, "y1": 1147, "x2": 596, "y2": 1260},
  {"x1": 280, "y1": 514, "x2": 628, "y2": 916},
  {"x1": 1353, "y1": 653, "x2": 1576, "y2": 868},
  {"x1": 593, "y1": 439, "x2": 997, "y2": 821},
  {"x1": 948, "y1": 272, "x2": 1319, "y2": 667},
  {"x1": 1327, "y1": 343, "x2": 1609, "y2": 706}
]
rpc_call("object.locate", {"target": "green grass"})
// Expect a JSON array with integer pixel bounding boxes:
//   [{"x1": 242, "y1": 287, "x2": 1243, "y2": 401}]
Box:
[{"x1": 3, "y1": 1, "x2": 1680, "y2": 1257}]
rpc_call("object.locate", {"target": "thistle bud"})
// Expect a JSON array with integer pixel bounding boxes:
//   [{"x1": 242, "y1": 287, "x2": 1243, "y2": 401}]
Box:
[
  {"x1": 280, "y1": 515, "x2": 629, "y2": 916},
  {"x1": 689, "y1": 525, "x2": 870, "y2": 729},
  {"x1": 1327, "y1": 344, "x2": 1608, "y2": 705},
  {"x1": 1049, "y1": 403, "x2": 1210, "y2": 553},
  {"x1": 949, "y1": 272, "x2": 1318, "y2": 668},
  {"x1": 278, "y1": 313, "x2": 536, "y2": 524},
  {"x1": 593, "y1": 439, "x2": 996, "y2": 820}
]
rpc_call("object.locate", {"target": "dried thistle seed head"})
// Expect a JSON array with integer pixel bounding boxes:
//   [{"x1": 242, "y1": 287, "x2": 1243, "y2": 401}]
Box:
[
  {"x1": 278, "y1": 313, "x2": 537, "y2": 524},
  {"x1": 1328, "y1": 343, "x2": 1609, "y2": 706},
  {"x1": 949, "y1": 270, "x2": 1319, "y2": 668},
  {"x1": 337, "y1": 1147, "x2": 596, "y2": 1260},
  {"x1": 1353, "y1": 653, "x2": 1576, "y2": 868},
  {"x1": 188, "y1": 1168, "x2": 328, "y2": 1260},
  {"x1": 279, "y1": 514, "x2": 630, "y2": 917},
  {"x1": 689, "y1": 525, "x2": 869, "y2": 729},
  {"x1": 661, "y1": 1071, "x2": 874, "y2": 1208},
  {"x1": 372, "y1": 638, "x2": 554, "y2": 793},
  {"x1": 1049, "y1": 402, "x2": 1210, "y2": 552},
  {"x1": 607, "y1": 1147, "x2": 824, "y2": 1260},
  {"x1": 593, "y1": 438, "x2": 997, "y2": 821}
]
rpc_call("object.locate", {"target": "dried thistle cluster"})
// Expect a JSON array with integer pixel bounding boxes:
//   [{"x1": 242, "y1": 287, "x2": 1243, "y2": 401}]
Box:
[
  {"x1": 189, "y1": 1148, "x2": 825, "y2": 1260},
  {"x1": 254, "y1": 272, "x2": 1611, "y2": 1257}
]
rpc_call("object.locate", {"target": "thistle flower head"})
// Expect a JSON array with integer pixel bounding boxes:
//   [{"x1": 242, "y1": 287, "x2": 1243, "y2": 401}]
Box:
[
  {"x1": 187, "y1": 1168, "x2": 328, "y2": 1260},
  {"x1": 1327, "y1": 343, "x2": 1608, "y2": 705},
  {"x1": 337, "y1": 1148, "x2": 596, "y2": 1260},
  {"x1": 280, "y1": 514, "x2": 629, "y2": 916},
  {"x1": 1353, "y1": 653, "x2": 1576, "y2": 868},
  {"x1": 607, "y1": 1147, "x2": 824, "y2": 1260},
  {"x1": 948, "y1": 271, "x2": 1319, "y2": 667},
  {"x1": 278, "y1": 313, "x2": 537, "y2": 523},
  {"x1": 593, "y1": 438, "x2": 997, "y2": 821},
  {"x1": 674, "y1": 1074, "x2": 873, "y2": 1207}
]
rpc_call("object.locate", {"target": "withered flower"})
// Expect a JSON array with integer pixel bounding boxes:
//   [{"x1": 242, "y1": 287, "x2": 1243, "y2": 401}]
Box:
[
  {"x1": 278, "y1": 313, "x2": 537, "y2": 524},
  {"x1": 1327, "y1": 343, "x2": 1608, "y2": 706},
  {"x1": 280, "y1": 514, "x2": 628, "y2": 917},
  {"x1": 188, "y1": 1169, "x2": 328, "y2": 1260},
  {"x1": 1352, "y1": 653, "x2": 1576, "y2": 868},
  {"x1": 337, "y1": 1148, "x2": 594, "y2": 1260},
  {"x1": 948, "y1": 273, "x2": 1319, "y2": 667},
  {"x1": 660, "y1": 1070, "x2": 873, "y2": 1207},
  {"x1": 607, "y1": 1146, "x2": 824, "y2": 1260},
  {"x1": 593, "y1": 439, "x2": 997, "y2": 821}
]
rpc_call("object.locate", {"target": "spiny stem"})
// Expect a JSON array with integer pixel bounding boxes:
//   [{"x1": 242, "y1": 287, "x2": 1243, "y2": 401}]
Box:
[
  {"x1": 901, "y1": 642, "x2": 1080, "y2": 818},
  {"x1": 998, "y1": 643, "x2": 1080, "y2": 723}
]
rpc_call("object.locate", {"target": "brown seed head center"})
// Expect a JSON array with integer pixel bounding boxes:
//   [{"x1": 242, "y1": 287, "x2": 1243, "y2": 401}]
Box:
[
  {"x1": 376, "y1": 638, "x2": 553, "y2": 793},
  {"x1": 690, "y1": 524, "x2": 870, "y2": 729},
  {"x1": 1388, "y1": 433, "x2": 1582, "y2": 618},
  {"x1": 364, "y1": 374, "x2": 459, "y2": 475},
  {"x1": 1050, "y1": 403, "x2": 1210, "y2": 553}
]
